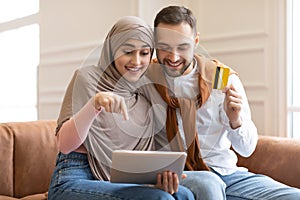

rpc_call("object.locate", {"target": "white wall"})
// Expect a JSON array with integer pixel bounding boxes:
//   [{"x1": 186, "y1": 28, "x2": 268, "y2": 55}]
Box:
[
  {"x1": 39, "y1": 0, "x2": 287, "y2": 137},
  {"x1": 191, "y1": 0, "x2": 287, "y2": 136}
]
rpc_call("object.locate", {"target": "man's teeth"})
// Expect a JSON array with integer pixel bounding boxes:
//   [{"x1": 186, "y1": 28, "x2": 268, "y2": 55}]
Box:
[{"x1": 168, "y1": 61, "x2": 180, "y2": 67}]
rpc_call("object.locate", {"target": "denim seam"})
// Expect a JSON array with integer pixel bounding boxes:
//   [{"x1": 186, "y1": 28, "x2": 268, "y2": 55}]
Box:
[{"x1": 55, "y1": 187, "x2": 131, "y2": 200}]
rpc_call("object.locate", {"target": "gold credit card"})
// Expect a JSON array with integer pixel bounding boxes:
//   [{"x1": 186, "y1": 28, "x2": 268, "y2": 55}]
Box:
[{"x1": 212, "y1": 66, "x2": 229, "y2": 90}]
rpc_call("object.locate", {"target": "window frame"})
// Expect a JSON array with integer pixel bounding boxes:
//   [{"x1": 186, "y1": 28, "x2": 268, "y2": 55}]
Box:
[{"x1": 287, "y1": 0, "x2": 300, "y2": 138}]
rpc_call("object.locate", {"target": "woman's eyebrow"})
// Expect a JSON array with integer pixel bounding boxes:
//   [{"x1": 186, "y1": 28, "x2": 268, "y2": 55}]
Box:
[
  {"x1": 121, "y1": 43, "x2": 135, "y2": 48},
  {"x1": 121, "y1": 43, "x2": 150, "y2": 48}
]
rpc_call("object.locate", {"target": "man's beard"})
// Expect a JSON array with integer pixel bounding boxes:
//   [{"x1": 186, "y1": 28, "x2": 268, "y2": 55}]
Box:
[{"x1": 157, "y1": 56, "x2": 193, "y2": 77}]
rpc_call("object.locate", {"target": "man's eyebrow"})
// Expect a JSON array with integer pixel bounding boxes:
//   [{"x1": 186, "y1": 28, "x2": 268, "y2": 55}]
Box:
[
  {"x1": 178, "y1": 43, "x2": 191, "y2": 47},
  {"x1": 156, "y1": 42, "x2": 191, "y2": 47},
  {"x1": 156, "y1": 42, "x2": 169, "y2": 46}
]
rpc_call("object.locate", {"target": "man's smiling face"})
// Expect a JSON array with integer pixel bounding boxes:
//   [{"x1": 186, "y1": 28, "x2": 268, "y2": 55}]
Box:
[{"x1": 155, "y1": 22, "x2": 199, "y2": 77}]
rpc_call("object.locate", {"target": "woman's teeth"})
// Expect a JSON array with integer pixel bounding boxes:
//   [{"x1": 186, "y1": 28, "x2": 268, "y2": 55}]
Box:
[{"x1": 126, "y1": 67, "x2": 139, "y2": 71}]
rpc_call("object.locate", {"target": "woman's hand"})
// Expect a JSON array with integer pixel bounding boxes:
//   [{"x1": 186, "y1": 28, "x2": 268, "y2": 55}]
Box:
[
  {"x1": 93, "y1": 92, "x2": 129, "y2": 120},
  {"x1": 155, "y1": 171, "x2": 179, "y2": 194}
]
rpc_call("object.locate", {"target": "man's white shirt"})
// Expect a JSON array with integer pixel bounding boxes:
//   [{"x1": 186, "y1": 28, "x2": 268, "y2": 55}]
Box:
[{"x1": 144, "y1": 61, "x2": 258, "y2": 175}]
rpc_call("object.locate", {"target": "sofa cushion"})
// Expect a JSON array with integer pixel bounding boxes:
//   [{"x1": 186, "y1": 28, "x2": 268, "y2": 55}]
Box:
[
  {"x1": 8, "y1": 120, "x2": 58, "y2": 198},
  {"x1": 0, "y1": 192, "x2": 47, "y2": 200},
  {"x1": 20, "y1": 192, "x2": 48, "y2": 200},
  {"x1": 0, "y1": 195, "x2": 18, "y2": 200},
  {"x1": 0, "y1": 124, "x2": 14, "y2": 196},
  {"x1": 237, "y1": 136, "x2": 300, "y2": 189}
]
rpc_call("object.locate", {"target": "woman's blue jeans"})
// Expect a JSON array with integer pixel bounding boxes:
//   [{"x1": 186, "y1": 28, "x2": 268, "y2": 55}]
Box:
[{"x1": 48, "y1": 152, "x2": 194, "y2": 200}]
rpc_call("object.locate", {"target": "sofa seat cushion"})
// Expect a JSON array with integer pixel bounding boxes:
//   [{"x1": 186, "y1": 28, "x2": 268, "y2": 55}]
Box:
[
  {"x1": 0, "y1": 192, "x2": 47, "y2": 200},
  {"x1": 20, "y1": 192, "x2": 48, "y2": 200},
  {"x1": 0, "y1": 195, "x2": 18, "y2": 200}
]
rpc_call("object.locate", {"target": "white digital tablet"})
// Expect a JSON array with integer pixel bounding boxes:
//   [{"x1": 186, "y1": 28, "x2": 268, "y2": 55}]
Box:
[{"x1": 110, "y1": 150, "x2": 187, "y2": 184}]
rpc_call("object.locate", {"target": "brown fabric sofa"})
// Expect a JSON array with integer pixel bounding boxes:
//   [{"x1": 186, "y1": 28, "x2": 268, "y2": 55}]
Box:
[
  {"x1": 0, "y1": 121, "x2": 57, "y2": 200},
  {"x1": 0, "y1": 120, "x2": 299, "y2": 199}
]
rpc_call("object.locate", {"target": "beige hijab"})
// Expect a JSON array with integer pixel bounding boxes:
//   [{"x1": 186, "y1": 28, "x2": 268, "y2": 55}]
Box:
[{"x1": 56, "y1": 16, "x2": 155, "y2": 180}]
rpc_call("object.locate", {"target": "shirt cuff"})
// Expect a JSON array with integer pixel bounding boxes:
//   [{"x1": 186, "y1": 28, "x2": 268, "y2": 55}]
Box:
[{"x1": 228, "y1": 121, "x2": 248, "y2": 137}]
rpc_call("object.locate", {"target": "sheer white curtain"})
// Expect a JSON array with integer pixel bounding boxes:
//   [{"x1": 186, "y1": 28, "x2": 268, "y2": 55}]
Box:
[{"x1": 288, "y1": 0, "x2": 300, "y2": 138}]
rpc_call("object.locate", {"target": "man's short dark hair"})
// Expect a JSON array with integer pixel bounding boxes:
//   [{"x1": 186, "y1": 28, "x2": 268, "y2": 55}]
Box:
[{"x1": 154, "y1": 6, "x2": 197, "y2": 35}]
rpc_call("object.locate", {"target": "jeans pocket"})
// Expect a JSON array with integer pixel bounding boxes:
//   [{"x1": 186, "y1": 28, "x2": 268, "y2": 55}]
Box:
[{"x1": 56, "y1": 157, "x2": 90, "y2": 185}]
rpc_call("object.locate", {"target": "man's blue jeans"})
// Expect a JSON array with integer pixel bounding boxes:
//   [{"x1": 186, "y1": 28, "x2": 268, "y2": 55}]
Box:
[
  {"x1": 180, "y1": 171, "x2": 226, "y2": 200},
  {"x1": 48, "y1": 152, "x2": 194, "y2": 200},
  {"x1": 217, "y1": 169, "x2": 300, "y2": 200},
  {"x1": 181, "y1": 169, "x2": 300, "y2": 200}
]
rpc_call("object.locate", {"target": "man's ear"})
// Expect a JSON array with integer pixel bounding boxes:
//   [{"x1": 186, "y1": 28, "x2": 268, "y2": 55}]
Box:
[{"x1": 194, "y1": 32, "x2": 200, "y2": 48}]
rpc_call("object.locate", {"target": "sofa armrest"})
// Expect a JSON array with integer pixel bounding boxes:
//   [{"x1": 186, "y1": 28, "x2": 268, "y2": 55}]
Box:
[
  {"x1": 3, "y1": 120, "x2": 58, "y2": 198},
  {"x1": 0, "y1": 124, "x2": 14, "y2": 196},
  {"x1": 237, "y1": 136, "x2": 300, "y2": 189}
]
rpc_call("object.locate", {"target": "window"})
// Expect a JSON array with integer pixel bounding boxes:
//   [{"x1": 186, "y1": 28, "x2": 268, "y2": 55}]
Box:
[
  {"x1": 287, "y1": 0, "x2": 300, "y2": 138},
  {"x1": 0, "y1": 0, "x2": 39, "y2": 122}
]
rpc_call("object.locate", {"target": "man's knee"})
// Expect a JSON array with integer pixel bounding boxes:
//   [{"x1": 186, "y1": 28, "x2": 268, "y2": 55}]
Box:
[
  {"x1": 180, "y1": 171, "x2": 226, "y2": 199},
  {"x1": 182, "y1": 171, "x2": 225, "y2": 187}
]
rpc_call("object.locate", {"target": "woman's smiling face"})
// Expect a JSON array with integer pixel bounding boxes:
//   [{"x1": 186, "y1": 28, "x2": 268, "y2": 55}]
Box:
[{"x1": 114, "y1": 39, "x2": 152, "y2": 82}]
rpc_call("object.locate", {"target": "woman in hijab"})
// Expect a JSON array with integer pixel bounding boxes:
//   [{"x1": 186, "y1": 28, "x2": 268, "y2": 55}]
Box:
[{"x1": 48, "y1": 16, "x2": 194, "y2": 200}]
